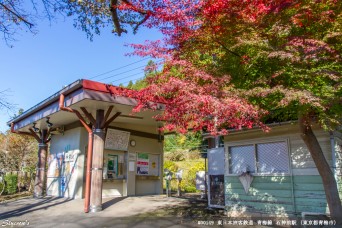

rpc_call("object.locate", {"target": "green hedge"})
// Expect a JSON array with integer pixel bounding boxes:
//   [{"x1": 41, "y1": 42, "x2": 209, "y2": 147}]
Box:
[{"x1": 5, "y1": 174, "x2": 18, "y2": 194}]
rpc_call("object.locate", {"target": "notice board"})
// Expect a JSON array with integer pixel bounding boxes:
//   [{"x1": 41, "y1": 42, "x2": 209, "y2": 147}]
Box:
[
  {"x1": 105, "y1": 129, "x2": 130, "y2": 151},
  {"x1": 136, "y1": 153, "x2": 159, "y2": 176}
]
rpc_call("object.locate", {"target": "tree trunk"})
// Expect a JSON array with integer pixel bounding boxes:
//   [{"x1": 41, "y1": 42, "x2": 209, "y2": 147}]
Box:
[{"x1": 299, "y1": 116, "x2": 342, "y2": 223}]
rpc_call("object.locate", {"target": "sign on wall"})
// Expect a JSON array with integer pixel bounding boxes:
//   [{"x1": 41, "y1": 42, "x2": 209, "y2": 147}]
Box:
[
  {"x1": 149, "y1": 154, "x2": 159, "y2": 176},
  {"x1": 47, "y1": 152, "x2": 64, "y2": 178},
  {"x1": 105, "y1": 129, "x2": 130, "y2": 151},
  {"x1": 128, "y1": 153, "x2": 136, "y2": 161},
  {"x1": 136, "y1": 153, "x2": 160, "y2": 176},
  {"x1": 47, "y1": 150, "x2": 78, "y2": 178},
  {"x1": 137, "y1": 153, "x2": 149, "y2": 175}
]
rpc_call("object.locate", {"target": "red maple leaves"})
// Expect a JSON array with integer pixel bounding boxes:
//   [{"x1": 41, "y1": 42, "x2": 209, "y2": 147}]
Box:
[{"x1": 116, "y1": 0, "x2": 340, "y2": 134}]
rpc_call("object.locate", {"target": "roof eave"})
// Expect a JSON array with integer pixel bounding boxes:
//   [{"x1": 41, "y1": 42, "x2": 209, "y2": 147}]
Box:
[{"x1": 7, "y1": 79, "x2": 83, "y2": 126}]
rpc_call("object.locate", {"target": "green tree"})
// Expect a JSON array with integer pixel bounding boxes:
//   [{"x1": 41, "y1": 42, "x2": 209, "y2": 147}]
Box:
[
  {"x1": 0, "y1": 130, "x2": 37, "y2": 172},
  {"x1": 0, "y1": 0, "x2": 162, "y2": 44},
  {"x1": 127, "y1": 60, "x2": 159, "y2": 90},
  {"x1": 164, "y1": 132, "x2": 202, "y2": 153}
]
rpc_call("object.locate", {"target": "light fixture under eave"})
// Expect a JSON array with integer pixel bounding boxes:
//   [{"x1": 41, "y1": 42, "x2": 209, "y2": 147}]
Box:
[
  {"x1": 46, "y1": 117, "x2": 53, "y2": 128},
  {"x1": 32, "y1": 123, "x2": 40, "y2": 132}
]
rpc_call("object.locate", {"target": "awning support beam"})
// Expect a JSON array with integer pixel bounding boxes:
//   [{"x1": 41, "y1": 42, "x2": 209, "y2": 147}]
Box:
[
  {"x1": 102, "y1": 111, "x2": 121, "y2": 129},
  {"x1": 81, "y1": 107, "x2": 96, "y2": 126}
]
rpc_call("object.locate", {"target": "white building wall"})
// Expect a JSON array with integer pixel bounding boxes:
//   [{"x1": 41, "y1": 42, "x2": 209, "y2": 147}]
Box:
[{"x1": 47, "y1": 127, "x2": 85, "y2": 199}]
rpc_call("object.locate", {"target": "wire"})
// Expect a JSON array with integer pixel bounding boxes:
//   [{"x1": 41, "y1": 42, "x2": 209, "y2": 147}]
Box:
[
  {"x1": 110, "y1": 71, "x2": 145, "y2": 84},
  {"x1": 114, "y1": 75, "x2": 146, "y2": 86},
  {"x1": 88, "y1": 57, "x2": 151, "y2": 80},
  {"x1": 100, "y1": 59, "x2": 163, "y2": 83},
  {"x1": 97, "y1": 64, "x2": 148, "y2": 82}
]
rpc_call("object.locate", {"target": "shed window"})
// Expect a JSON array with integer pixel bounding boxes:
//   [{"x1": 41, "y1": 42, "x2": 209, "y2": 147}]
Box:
[
  {"x1": 229, "y1": 145, "x2": 256, "y2": 174},
  {"x1": 228, "y1": 141, "x2": 289, "y2": 174}
]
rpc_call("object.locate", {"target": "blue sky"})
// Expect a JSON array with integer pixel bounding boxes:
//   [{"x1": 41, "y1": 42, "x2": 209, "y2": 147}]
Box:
[{"x1": 0, "y1": 17, "x2": 162, "y2": 133}]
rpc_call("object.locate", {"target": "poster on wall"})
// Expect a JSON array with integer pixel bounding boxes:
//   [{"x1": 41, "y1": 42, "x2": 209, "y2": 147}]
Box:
[
  {"x1": 47, "y1": 149, "x2": 78, "y2": 178},
  {"x1": 47, "y1": 152, "x2": 64, "y2": 178},
  {"x1": 128, "y1": 153, "x2": 136, "y2": 161},
  {"x1": 105, "y1": 129, "x2": 130, "y2": 151},
  {"x1": 136, "y1": 153, "x2": 160, "y2": 176},
  {"x1": 137, "y1": 153, "x2": 149, "y2": 175},
  {"x1": 148, "y1": 154, "x2": 159, "y2": 176},
  {"x1": 47, "y1": 154, "x2": 58, "y2": 177}
]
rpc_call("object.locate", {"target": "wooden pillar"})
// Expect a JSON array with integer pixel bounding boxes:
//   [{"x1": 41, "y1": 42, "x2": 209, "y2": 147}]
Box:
[
  {"x1": 90, "y1": 110, "x2": 105, "y2": 213},
  {"x1": 34, "y1": 129, "x2": 48, "y2": 198}
]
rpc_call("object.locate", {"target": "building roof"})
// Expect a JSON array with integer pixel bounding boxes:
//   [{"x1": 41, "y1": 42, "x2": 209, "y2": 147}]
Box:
[{"x1": 8, "y1": 79, "x2": 164, "y2": 133}]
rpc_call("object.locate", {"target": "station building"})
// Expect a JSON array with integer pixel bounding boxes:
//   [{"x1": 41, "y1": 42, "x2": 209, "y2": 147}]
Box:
[{"x1": 8, "y1": 79, "x2": 164, "y2": 213}]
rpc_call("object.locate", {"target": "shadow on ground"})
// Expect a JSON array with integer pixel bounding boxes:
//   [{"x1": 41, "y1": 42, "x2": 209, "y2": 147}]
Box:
[
  {"x1": 0, "y1": 197, "x2": 72, "y2": 220},
  {"x1": 102, "y1": 196, "x2": 127, "y2": 210},
  {"x1": 138, "y1": 194, "x2": 224, "y2": 219}
]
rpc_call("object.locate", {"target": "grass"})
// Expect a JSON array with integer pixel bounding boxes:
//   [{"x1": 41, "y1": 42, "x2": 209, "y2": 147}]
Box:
[{"x1": 0, "y1": 191, "x2": 32, "y2": 203}]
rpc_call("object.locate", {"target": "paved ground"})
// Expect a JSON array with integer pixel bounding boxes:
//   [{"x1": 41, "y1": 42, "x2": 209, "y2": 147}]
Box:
[
  {"x1": 0, "y1": 194, "x2": 219, "y2": 228},
  {"x1": 1, "y1": 194, "x2": 287, "y2": 228}
]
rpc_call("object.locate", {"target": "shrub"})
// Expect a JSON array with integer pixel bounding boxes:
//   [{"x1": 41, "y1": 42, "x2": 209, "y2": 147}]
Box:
[
  {"x1": 186, "y1": 150, "x2": 201, "y2": 160},
  {"x1": 0, "y1": 181, "x2": 5, "y2": 195},
  {"x1": 163, "y1": 160, "x2": 179, "y2": 174},
  {"x1": 164, "y1": 150, "x2": 185, "y2": 161},
  {"x1": 180, "y1": 161, "x2": 205, "y2": 193},
  {"x1": 5, "y1": 174, "x2": 18, "y2": 195}
]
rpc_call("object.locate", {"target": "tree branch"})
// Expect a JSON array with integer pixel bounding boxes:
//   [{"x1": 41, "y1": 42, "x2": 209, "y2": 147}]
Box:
[
  {"x1": 0, "y1": 3, "x2": 34, "y2": 28},
  {"x1": 110, "y1": 0, "x2": 126, "y2": 36},
  {"x1": 110, "y1": 0, "x2": 151, "y2": 36},
  {"x1": 215, "y1": 40, "x2": 241, "y2": 57}
]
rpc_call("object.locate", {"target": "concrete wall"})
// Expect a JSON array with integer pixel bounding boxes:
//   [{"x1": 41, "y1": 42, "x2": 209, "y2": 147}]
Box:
[
  {"x1": 224, "y1": 124, "x2": 337, "y2": 217},
  {"x1": 47, "y1": 127, "x2": 85, "y2": 199}
]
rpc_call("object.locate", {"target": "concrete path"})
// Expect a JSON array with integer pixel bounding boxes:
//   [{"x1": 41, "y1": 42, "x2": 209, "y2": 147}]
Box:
[{"x1": 0, "y1": 195, "x2": 201, "y2": 227}]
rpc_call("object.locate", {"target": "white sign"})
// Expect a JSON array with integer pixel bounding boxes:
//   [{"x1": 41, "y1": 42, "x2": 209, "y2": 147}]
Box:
[
  {"x1": 128, "y1": 153, "x2": 136, "y2": 161},
  {"x1": 196, "y1": 171, "x2": 206, "y2": 191},
  {"x1": 129, "y1": 161, "x2": 135, "y2": 172},
  {"x1": 105, "y1": 129, "x2": 130, "y2": 151}
]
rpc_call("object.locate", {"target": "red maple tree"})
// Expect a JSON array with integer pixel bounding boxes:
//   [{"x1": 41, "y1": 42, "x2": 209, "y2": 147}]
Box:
[{"x1": 116, "y1": 0, "x2": 342, "y2": 221}]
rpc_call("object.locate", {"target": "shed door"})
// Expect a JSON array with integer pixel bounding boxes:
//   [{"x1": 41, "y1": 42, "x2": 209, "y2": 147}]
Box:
[{"x1": 207, "y1": 147, "x2": 225, "y2": 208}]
